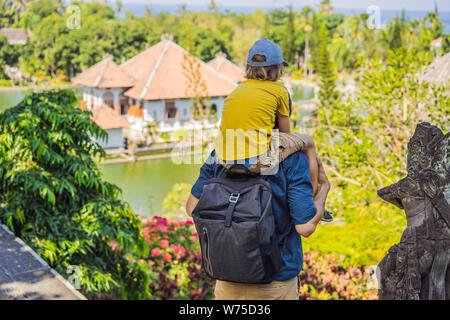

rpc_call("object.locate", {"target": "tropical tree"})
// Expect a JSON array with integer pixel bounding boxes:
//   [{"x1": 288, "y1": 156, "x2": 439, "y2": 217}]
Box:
[
  {"x1": 207, "y1": 0, "x2": 218, "y2": 13},
  {"x1": 115, "y1": 0, "x2": 122, "y2": 14},
  {"x1": 9, "y1": 0, "x2": 29, "y2": 24},
  {"x1": 309, "y1": 48, "x2": 449, "y2": 265},
  {"x1": 20, "y1": 0, "x2": 61, "y2": 30},
  {"x1": 317, "y1": 23, "x2": 338, "y2": 110},
  {"x1": 0, "y1": 34, "x2": 20, "y2": 77},
  {"x1": 281, "y1": 5, "x2": 295, "y2": 65},
  {"x1": 182, "y1": 50, "x2": 209, "y2": 120},
  {"x1": 0, "y1": 90, "x2": 150, "y2": 298}
]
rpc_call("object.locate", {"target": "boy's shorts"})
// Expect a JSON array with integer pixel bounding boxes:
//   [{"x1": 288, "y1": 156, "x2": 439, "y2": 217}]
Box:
[{"x1": 220, "y1": 132, "x2": 309, "y2": 174}]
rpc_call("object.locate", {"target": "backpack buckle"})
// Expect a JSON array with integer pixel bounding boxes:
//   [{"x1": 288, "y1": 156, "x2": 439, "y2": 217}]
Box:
[{"x1": 229, "y1": 192, "x2": 240, "y2": 203}]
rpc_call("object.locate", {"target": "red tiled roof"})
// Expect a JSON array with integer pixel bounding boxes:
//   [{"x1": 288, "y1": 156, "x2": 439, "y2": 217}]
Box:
[
  {"x1": 91, "y1": 105, "x2": 130, "y2": 130},
  {"x1": 121, "y1": 40, "x2": 237, "y2": 100},
  {"x1": 430, "y1": 37, "x2": 442, "y2": 48},
  {"x1": 72, "y1": 54, "x2": 136, "y2": 88},
  {"x1": 207, "y1": 52, "x2": 246, "y2": 83}
]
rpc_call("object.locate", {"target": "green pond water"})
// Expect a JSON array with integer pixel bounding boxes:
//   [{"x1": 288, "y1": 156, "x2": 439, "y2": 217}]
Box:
[
  {"x1": 1, "y1": 84, "x2": 314, "y2": 215},
  {"x1": 0, "y1": 89, "x2": 32, "y2": 111},
  {"x1": 100, "y1": 159, "x2": 201, "y2": 216}
]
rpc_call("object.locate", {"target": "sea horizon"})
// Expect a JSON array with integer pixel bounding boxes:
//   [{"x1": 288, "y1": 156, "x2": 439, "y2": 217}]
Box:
[{"x1": 113, "y1": 2, "x2": 450, "y2": 34}]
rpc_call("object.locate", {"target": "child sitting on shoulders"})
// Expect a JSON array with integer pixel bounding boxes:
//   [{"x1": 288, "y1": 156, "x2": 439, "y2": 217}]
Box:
[{"x1": 215, "y1": 38, "x2": 332, "y2": 221}]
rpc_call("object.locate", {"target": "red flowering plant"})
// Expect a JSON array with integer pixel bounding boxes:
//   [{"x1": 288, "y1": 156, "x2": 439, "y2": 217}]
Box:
[
  {"x1": 299, "y1": 251, "x2": 378, "y2": 300},
  {"x1": 140, "y1": 216, "x2": 214, "y2": 299}
]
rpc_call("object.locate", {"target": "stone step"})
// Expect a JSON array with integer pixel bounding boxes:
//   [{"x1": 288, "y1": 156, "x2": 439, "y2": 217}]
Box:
[{"x1": 0, "y1": 224, "x2": 86, "y2": 300}]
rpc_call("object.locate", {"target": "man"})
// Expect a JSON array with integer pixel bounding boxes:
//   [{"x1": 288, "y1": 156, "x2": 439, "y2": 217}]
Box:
[{"x1": 185, "y1": 150, "x2": 330, "y2": 300}]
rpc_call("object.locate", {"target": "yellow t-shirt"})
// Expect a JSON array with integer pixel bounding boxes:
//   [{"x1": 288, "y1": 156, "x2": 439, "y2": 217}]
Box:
[{"x1": 215, "y1": 79, "x2": 290, "y2": 160}]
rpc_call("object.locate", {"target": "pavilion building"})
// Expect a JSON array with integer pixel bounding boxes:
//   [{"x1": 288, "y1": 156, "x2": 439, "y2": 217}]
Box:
[{"x1": 72, "y1": 34, "x2": 244, "y2": 137}]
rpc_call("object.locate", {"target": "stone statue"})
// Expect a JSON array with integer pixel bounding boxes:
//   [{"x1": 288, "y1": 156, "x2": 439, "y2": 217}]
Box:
[{"x1": 377, "y1": 122, "x2": 449, "y2": 300}]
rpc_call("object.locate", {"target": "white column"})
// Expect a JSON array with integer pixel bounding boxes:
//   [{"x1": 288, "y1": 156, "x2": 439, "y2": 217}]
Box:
[
  {"x1": 87, "y1": 89, "x2": 92, "y2": 110},
  {"x1": 97, "y1": 89, "x2": 103, "y2": 107},
  {"x1": 113, "y1": 89, "x2": 120, "y2": 114}
]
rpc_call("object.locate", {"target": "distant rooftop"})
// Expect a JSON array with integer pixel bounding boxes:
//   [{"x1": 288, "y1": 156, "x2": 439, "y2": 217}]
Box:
[
  {"x1": 72, "y1": 34, "x2": 238, "y2": 101},
  {"x1": 419, "y1": 52, "x2": 450, "y2": 86},
  {"x1": 121, "y1": 36, "x2": 237, "y2": 100},
  {"x1": 0, "y1": 28, "x2": 31, "y2": 45},
  {"x1": 72, "y1": 54, "x2": 136, "y2": 89},
  {"x1": 207, "y1": 52, "x2": 246, "y2": 83},
  {"x1": 91, "y1": 105, "x2": 130, "y2": 130}
]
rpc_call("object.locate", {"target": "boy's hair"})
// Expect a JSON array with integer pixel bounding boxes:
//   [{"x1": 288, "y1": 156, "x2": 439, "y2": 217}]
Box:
[{"x1": 245, "y1": 54, "x2": 284, "y2": 81}]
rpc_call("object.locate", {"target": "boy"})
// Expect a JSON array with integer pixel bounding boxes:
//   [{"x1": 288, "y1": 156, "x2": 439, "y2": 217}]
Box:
[{"x1": 215, "y1": 39, "x2": 331, "y2": 221}]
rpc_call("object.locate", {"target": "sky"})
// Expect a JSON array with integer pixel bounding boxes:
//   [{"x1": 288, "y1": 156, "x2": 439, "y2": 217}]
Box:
[{"x1": 122, "y1": 0, "x2": 450, "y2": 12}]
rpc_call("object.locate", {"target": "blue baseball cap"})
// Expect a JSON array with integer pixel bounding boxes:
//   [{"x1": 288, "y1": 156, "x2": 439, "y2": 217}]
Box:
[{"x1": 247, "y1": 38, "x2": 288, "y2": 67}]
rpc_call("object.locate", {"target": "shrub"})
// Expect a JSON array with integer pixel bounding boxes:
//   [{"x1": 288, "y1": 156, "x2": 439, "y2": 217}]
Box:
[
  {"x1": 303, "y1": 203, "x2": 406, "y2": 267},
  {"x1": 162, "y1": 183, "x2": 192, "y2": 220},
  {"x1": 141, "y1": 216, "x2": 215, "y2": 299},
  {"x1": 300, "y1": 251, "x2": 378, "y2": 300},
  {"x1": 0, "y1": 90, "x2": 150, "y2": 299},
  {"x1": 0, "y1": 79, "x2": 12, "y2": 86},
  {"x1": 139, "y1": 216, "x2": 377, "y2": 300}
]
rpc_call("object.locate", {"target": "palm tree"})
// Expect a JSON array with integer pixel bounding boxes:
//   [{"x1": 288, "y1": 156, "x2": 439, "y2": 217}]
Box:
[
  {"x1": 177, "y1": 3, "x2": 187, "y2": 15},
  {"x1": 320, "y1": 0, "x2": 332, "y2": 16},
  {"x1": 10, "y1": 0, "x2": 28, "y2": 24},
  {"x1": 207, "y1": 0, "x2": 218, "y2": 13},
  {"x1": 115, "y1": 0, "x2": 122, "y2": 14}
]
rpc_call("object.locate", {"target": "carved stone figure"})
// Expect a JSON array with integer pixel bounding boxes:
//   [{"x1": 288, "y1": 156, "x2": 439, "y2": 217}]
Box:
[{"x1": 377, "y1": 122, "x2": 449, "y2": 300}]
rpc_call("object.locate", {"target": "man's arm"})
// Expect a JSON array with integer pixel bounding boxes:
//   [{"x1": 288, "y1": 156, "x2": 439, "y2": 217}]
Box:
[
  {"x1": 295, "y1": 158, "x2": 330, "y2": 237},
  {"x1": 184, "y1": 151, "x2": 217, "y2": 217},
  {"x1": 186, "y1": 194, "x2": 199, "y2": 217}
]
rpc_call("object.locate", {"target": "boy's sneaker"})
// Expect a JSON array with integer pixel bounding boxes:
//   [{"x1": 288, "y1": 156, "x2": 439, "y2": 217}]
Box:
[{"x1": 321, "y1": 210, "x2": 333, "y2": 223}]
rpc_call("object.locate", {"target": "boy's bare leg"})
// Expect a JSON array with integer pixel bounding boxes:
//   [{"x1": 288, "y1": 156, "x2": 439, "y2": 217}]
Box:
[
  {"x1": 291, "y1": 133, "x2": 318, "y2": 197},
  {"x1": 305, "y1": 147, "x2": 319, "y2": 197}
]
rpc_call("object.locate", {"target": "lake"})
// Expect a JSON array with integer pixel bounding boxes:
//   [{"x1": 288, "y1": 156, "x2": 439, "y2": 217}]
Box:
[
  {"x1": 100, "y1": 158, "x2": 201, "y2": 216},
  {"x1": 0, "y1": 84, "x2": 314, "y2": 215},
  {"x1": 0, "y1": 89, "x2": 32, "y2": 112}
]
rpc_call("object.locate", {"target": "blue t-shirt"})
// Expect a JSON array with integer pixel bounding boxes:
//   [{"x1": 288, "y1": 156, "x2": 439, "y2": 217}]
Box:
[{"x1": 191, "y1": 150, "x2": 316, "y2": 281}]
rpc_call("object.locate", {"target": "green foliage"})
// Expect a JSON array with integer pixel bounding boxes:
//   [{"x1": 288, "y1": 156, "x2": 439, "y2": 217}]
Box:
[
  {"x1": 317, "y1": 23, "x2": 339, "y2": 109},
  {"x1": 190, "y1": 27, "x2": 229, "y2": 62},
  {"x1": 281, "y1": 6, "x2": 295, "y2": 65},
  {"x1": 310, "y1": 48, "x2": 449, "y2": 267},
  {"x1": 160, "y1": 132, "x2": 171, "y2": 141},
  {"x1": 304, "y1": 204, "x2": 405, "y2": 267},
  {"x1": 0, "y1": 79, "x2": 11, "y2": 86},
  {"x1": 0, "y1": 34, "x2": 21, "y2": 77},
  {"x1": 0, "y1": 90, "x2": 150, "y2": 299},
  {"x1": 2, "y1": 1, "x2": 447, "y2": 79},
  {"x1": 162, "y1": 183, "x2": 192, "y2": 221},
  {"x1": 443, "y1": 34, "x2": 450, "y2": 53},
  {"x1": 21, "y1": 1, "x2": 117, "y2": 77},
  {"x1": 19, "y1": 0, "x2": 62, "y2": 30}
]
